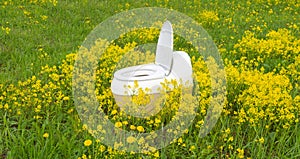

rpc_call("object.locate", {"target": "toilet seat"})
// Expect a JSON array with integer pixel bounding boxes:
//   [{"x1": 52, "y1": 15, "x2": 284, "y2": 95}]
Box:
[
  {"x1": 114, "y1": 63, "x2": 166, "y2": 81},
  {"x1": 113, "y1": 21, "x2": 173, "y2": 82},
  {"x1": 112, "y1": 63, "x2": 175, "y2": 95}
]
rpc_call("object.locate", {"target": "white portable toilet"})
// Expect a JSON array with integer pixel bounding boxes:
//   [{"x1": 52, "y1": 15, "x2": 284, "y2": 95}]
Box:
[{"x1": 111, "y1": 21, "x2": 193, "y2": 117}]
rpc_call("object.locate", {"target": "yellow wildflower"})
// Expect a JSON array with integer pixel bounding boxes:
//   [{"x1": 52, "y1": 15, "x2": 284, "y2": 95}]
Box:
[
  {"x1": 237, "y1": 148, "x2": 244, "y2": 158},
  {"x1": 43, "y1": 133, "x2": 49, "y2": 138},
  {"x1": 130, "y1": 125, "x2": 136, "y2": 130},
  {"x1": 84, "y1": 139, "x2": 92, "y2": 147},
  {"x1": 189, "y1": 145, "x2": 196, "y2": 151},
  {"x1": 136, "y1": 126, "x2": 144, "y2": 132},
  {"x1": 258, "y1": 137, "x2": 264, "y2": 144},
  {"x1": 115, "y1": 122, "x2": 122, "y2": 128},
  {"x1": 126, "y1": 136, "x2": 136, "y2": 144}
]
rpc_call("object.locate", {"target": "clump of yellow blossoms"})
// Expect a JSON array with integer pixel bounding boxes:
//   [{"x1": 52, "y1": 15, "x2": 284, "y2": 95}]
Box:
[
  {"x1": 225, "y1": 28, "x2": 299, "y2": 130},
  {"x1": 198, "y1": 10, "x2": 220, "y2": 26}
]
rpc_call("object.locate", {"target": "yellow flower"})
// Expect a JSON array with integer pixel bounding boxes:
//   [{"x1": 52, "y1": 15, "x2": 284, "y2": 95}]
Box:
[
  {"x1": 115, "y1": 122, "x2": 122, "y2": 128},
  {"x1": 153, "y1": 151, "x2": 159, "y2": 158},
  {"x1": 23, "y1": 10, "x2": 31, "y2": 16},
  {"x1": 130, "y1": 125, "x2": 136, "y2": 130},
  {"x1": 176, "y1": 137, "x2": 185, "y2": 145},
  {"x1": 155, "y1": 118, "x2": 161, "y2": 124},
  {"x1": 67, "y1": 108, "x2": 74, "y2": 114},
  {"x1": 99, "y1": 145, "x2": 106, "y2": 152},
  {"x1": 136, "y1": 126, "x2": 144, "y2": 132},
  {"x1": 225, "y1": 128, "x2": 231, "y2": 134},
  {"x1": 199, "y1": 10, "x2": 220, "y2": 25},
  {"x1": 237, "y1": 148, "x2": 244, "y2": 158},
  {"x1": 126, "y1": 136, "x2": 136, "y2": 144},
  {"x1": 189, "y1": 145, "x2": 196, "y2": 151},
  {"x1": 258, "y1": 137, "x2": 264, "y2": 144},
  {"x1": 81, "y1": 154, "x2": 87, "y2": 159},
  {"x1": 4, "y1": 103, "x2": 8, "y2": 109},
  {"x1": 43, "y1": 133, "x2": 49, "y2": 138},
  {"x1": 228, "y1": 136, "x2": 234, "y2": 142},
  {"x1": 178, "y1": 137, "x2": 183, "y2": 144},
  {"x1": 82, "y1": 124, "x2": 88, "y2": 130},
  {"x1": 84, "y1": 139, "x2": 92, "y2": 147},
  {"x1": 1, "y1": 26, "x2": 10, "y2": 34},
  {"x1": 63, "y1": 96, "x2": 69, "y2": 101},
  {"x1": 111, "y1": 109, "x2": 118, "y2": 115},
  {"x1": 138, "y1": 137, "x2": 145, "y2": 145},
  {"x1": 41, "y1": 15, "x2": 48, "y2": 21}
]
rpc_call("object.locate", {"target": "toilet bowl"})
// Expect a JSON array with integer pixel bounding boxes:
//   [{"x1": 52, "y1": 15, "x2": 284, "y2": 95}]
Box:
[{"x1": 111, "y1": 21, "x2": 193, "y2": 117}]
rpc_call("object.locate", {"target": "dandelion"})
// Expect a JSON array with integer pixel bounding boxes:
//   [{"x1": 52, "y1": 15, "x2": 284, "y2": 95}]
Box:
[
  {"x1": 84, "y1": 139, "x2": 92, "y2": 147},
  {"x1": 153, "y1": 151, "x2": 159, "y2": 158},
  {"x1": 122, "y1": 121, "x2": 128, "y2": 125},
  {"x1": 136, "y1": 126, "x2": 144, "y2": 132},
  {"x1": 126, "y1": 136, "x2": 136, "y2": 144},
  {"x1": 81, "y1": 154, "x2": 87, "y2": 159},
  {"x1": 115, "y1": 122, "x2": 122, "y2": 128},
  {"x1": 3, "y1": 103, "x2": 8, "y2": 109},
  {"x1": 82, "y1": 124, "x2": 88, "y2": 130},
  {"x1": 111, "y1": 109, "x2": 117, "y2": 115},
  {"x1": 63, "y1": 96, "x2": 69, "y2": 101},
  {"x1": 130, "y1": 125, "x2": 136, "y2": 130},
  {"x1": 177, "y1": 137, "x2": 183, "y2": 145},
  {"x1": 258, "y1": 137, "x2": 264, "y2": 144},
  {"x1": 99, "y1": 145, "x2": 106, "y2": 152},
  {"x1": 154, "y1": 118, "x2": 161, "y2": 124},
  {"x1": 189, "y1": 145, "x2": 196, "y2": 151},
  {"x1": 43, "y1": 133, "x2": 49, "y2": 138}
]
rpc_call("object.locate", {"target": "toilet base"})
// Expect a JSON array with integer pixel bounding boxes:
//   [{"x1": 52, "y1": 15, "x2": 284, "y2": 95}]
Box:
[{"x1": 113, "y1": 93, "x2": 166, "y2": 118}]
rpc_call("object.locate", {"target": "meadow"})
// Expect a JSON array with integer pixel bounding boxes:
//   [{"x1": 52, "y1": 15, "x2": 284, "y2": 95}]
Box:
[{"x1": 0, "y1": 0, "x2": 299, "y2": 158}]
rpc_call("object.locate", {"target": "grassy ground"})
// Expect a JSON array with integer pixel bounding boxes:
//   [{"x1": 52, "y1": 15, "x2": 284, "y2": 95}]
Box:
[{"x1": 0, "y1": 0, "x2": 299, "y2": 158}]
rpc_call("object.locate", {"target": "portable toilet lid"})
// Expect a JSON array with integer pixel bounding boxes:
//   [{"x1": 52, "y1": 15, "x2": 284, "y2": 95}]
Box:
[{"x1": 155, "y1": 20, "x2": 173, "y2": 75}]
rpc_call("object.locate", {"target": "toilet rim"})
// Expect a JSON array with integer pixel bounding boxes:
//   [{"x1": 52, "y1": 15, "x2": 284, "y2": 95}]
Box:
[
  {"x1": 114, "y1": 63, "x2": 166, "y2": 81},
  {"x1": 113, "y1": 21, "x2": 174, "y2": 82}
]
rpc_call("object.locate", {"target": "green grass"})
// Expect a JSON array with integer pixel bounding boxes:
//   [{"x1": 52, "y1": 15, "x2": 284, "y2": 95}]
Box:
[
  {"x1": 1, "y1": 0, "x2": 299, "y2": 83},
  {"x1": 0, "y1": 0, "x2": 299, "y2": 158}
]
